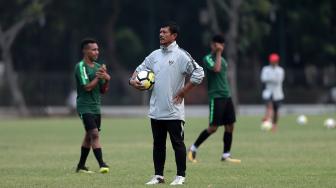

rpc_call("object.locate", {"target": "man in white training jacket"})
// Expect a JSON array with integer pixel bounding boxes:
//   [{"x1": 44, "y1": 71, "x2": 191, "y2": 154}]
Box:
[
  {"x1": 129, "y1": 21, "x2": 204, "y2": 185},
  {"x1": 261, "y1": 53, "x2": 285, "y2": 131}
]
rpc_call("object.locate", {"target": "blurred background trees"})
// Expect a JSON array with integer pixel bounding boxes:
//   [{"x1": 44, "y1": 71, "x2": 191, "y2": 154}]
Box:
[
  {"x1": 0, "y1": 0, "x2": 50, "y2": 115},
  {"x1": 0, "y1": 0, "x2": 335, "y2": 114}
]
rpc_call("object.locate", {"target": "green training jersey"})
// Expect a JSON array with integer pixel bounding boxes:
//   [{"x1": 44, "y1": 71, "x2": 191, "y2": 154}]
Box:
[
  {"x1": 203, "y1": 53, "x2": 231, "y2": 99},
  {"x1": 75, "y1": 60, "x2": 105, "y2": 114}
]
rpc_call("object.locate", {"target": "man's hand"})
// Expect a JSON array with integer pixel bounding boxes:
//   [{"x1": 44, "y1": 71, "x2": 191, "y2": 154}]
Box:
[
  {"x1": 215, "y1": 43, "x2": 224, "y2": 53},
  {"x1": 129, "y1": 79, "x2": 146, "y2": 90},
  {"x1": 173, "y1": 89, "x2": 185, "y2": 104},
  {"x1": 173, "y1": 82, "x2": 196, "y2": 104}
]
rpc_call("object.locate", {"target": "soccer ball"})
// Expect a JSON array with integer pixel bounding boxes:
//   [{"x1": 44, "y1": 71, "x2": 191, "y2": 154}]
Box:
[
  {"x1": 296, "y1": 115, "x2": 308, "y2": 125},
  {"x1": 324, "y1": 118, "x2": 335, "y2": 129},
  {"x1": 261, "y1": 120, "x2": 272, "y2": 131},
  {"x1": 136, "y1": 70, "x2": 155, "y2": 90}
]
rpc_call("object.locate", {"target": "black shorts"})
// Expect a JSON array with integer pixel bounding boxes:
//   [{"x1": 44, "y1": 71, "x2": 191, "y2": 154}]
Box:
[
  {"x1": 209, "y1": 97, "x2": 236, "y2": 126},
  {"x1": 79, "y1": 113, "x2": 101, "y2": 131}
]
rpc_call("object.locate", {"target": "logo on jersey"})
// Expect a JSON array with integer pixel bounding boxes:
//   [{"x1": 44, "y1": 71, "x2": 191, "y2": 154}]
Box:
[{"x1": 168, "y1": 60, "x2": 174, "y2": 65}]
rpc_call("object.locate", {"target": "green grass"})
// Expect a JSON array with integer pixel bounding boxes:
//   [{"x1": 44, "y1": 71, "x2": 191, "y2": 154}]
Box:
[{"x1": 0, "y1": 114, "x2": 335, "y2": 188}]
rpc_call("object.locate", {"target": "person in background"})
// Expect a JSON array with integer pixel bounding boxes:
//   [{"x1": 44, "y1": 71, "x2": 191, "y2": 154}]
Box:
[
  {"x1": 187, "y1": 34, "x2": 241, "y2": 164},
  {"x1": 260, "y1": 53, "x2": 285, "y2": 132},
  {"x1": 74, "y1": 38, "x2": 110, "y2": 174}
]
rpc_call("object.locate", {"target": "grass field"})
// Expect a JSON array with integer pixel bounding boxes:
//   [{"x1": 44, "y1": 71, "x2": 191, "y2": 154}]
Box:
[{"x1": 0, "y1": 114, "x2": 335, "y2": 188}]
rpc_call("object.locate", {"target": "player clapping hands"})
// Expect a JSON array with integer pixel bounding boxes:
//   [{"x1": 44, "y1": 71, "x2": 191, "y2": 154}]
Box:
[{"x1": 96, "y1": 64, "x2": 111, "y2": 81}]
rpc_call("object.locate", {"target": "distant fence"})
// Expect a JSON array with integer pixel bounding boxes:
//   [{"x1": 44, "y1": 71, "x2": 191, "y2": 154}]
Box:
[{"x1": 0, "y1": 69, "x2": 335, "y2": 107}]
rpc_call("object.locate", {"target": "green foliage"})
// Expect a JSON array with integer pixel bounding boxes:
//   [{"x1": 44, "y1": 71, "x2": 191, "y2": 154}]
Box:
[
  {"x1": 212, "y1": 0, "x2": 336, "y2": 67},
  {"x1": 0, "y1": 115, "x2": 335, "y2": 187},
  {"x1": 0, "y1": 0, "x2": 47, "y2": 28},
  {"x1": 280, "y1": 0, "x2": 336, "y2": 65},
  {"x1": 23, "y1": 0, "x2": 45, "y2": 18},
  {"x1": 239, "y1": 0, "x2": 272, "y2": 52},
  {"x1": 2, "y1": 0, "x2": 336, "y2": 70},
  {"x1": 115, "y1": 28, "x2": 145, "y2": 70}
]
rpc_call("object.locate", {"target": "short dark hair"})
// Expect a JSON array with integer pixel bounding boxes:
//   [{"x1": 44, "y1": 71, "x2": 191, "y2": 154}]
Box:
[
  {"x1": 80, "y1": 38, "x2": 98, "y2": 50},
  {"x1": 212, "y1": 34, "x2": 225, "y2": 43},
  {"x1": 161, "y1": 21, "x2": 180, "y2": 35}
]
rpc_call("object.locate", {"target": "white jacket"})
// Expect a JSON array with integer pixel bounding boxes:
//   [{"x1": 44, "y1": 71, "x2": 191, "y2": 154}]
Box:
[
  {"x1": 260, "y1": 65, "x2": 285, "y2": 101},
  {"x1": 136, "y1": 41, "x2": 204, "y2": 120}
]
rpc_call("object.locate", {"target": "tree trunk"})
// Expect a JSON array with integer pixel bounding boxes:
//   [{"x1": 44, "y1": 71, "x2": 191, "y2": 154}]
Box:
[
  {"x1": 0, "y1": 20, "x2": 31, "y2": 116},
  {"x1": 225, "y1": 0, "x2": 242, "y2": 107},
  {"x1": 206, "y1": 0, "x2": 220, "y2": 33},
  {"x1": 2, "y1": 49, "x2": 29, "y2": 116},
  {"x1": 207, "y1": 0, "x2": 242, "y2": 107},
  {"x1": 102, "y1": 0, "x2": 143, "y2": 104},
  {"x1": 0, "y1": 0, "x2": 49, "y2": 116}
]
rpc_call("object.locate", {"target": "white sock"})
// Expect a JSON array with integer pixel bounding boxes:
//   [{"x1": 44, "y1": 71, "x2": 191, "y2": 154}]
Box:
[
  {"x1": 190, "y1": 145, "x2": 197, "y2": 152},
  {"x1": 222, "y1": 152, "x2": 231, "y2": 159}
]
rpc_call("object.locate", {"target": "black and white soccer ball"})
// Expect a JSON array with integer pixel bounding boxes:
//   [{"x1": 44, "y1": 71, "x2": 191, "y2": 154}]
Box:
[{"x1": 136, "y1": 70, "x2": 155, "y2": 90}]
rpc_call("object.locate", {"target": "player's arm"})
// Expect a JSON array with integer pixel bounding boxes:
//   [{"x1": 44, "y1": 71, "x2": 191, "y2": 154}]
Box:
[
  {"x1": 100, "y1": 81, "x2": 109, "y2": 94},
  {"x1": 83, "y1": 77, "x2": 100, "y2": 91},
  {"x1": 173, "y1": 56, "x2": 204, "y2": 104},
  {"x1": 261, "y1": 68, "x2": 279, "y2": 83},
  {"x1": 75, "y1": 64, "x2": 100, "y2": 92},
  {"x1": 173, "y1": 81, "x2": 197, "y2": 104},
  {"x1": 213, "y1": 43, "x2": 224, "y2": 73},
  {"x1": 96, "y1": 65, "x2": 111, "y2": 94},
  {"x1": 129, "y1": 55, "x2": 154, "y2": 90},
  {"x1": 260, "y1": 67, "x2": 267, "y2": 82},
  {"x1": 275, "y1": 68, "x2": 285, "y2": 83},
  {"x1": 261, "y1": 68, "x2": 273, "y2": 83}
]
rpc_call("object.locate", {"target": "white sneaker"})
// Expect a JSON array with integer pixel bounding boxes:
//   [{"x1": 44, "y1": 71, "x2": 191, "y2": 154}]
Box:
[
  {"x1": 145, "y1": 175, "x2": 165, "y2": 185},
  {"x1": 170, "y1": 176, "x2": 185, "y2": 185}
]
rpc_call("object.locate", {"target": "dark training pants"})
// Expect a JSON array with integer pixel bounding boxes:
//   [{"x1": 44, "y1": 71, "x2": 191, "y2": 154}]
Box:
[{"x1": 150, "y1": 119, "x2": 186, "y2": 177}]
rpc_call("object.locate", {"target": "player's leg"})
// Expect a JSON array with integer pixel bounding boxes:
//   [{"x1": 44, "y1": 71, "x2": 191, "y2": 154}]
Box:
[
  {"x1": 146, "y1": 119, "x2": 167, "y2": 184},
  {"x1": 188, "y1": 98, "x2": 218, "y2": 162},
  {"x1": 188, "y1": 125, "x2": 217, "y2": 162},
  {"x1": 262, "y1": 93, "x2": 274, "y2": 122},
  {"x1": 263, "y1": 101, "x2": 274, "y2": 122},
  {"x1": 83, "y1": 114, "x2": 109, "y2": 173},
  {"x1": 271, "y1": 100, "x2": 281, "y2": 132},
  {"x1": 223, "y1": 124, "x2": 233, "y2": 156},
  {"x1": 89, "y1": 128, "x2": 101, "y2": 148},
  {"x1": 76, "y1": 133, "x2": 92, "y2": 173},
  {"x1": 272, "y1": 102, "x2": 278, "y2": 124},
  {"x1": 194, "y1": 125, "x2": 218, "y2": 148},
  {"x1": 221, "y1": 98, "x2": 240, "y2": 163},
  {"x1": 89, "y1": 128, "x2": 109, "y2": 171},
  {"x1": 221, "y1": 124, "x2": 240, "y2": 163},
  {"x1": 167, "y1": 120, "x2": 186, "y2": 185},
  {"x1": 76, "y1": 114, "x2": 94, "y2": 173},
  {"x1": 90, "y1": 130, "x2": 109, "y2": 173},
  {"x1": 93, "y1": 114, "x2": 109, "y2": 173}
]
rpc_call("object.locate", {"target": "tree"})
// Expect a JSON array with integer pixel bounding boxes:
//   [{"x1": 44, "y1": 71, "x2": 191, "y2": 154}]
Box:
[
  {"x1": 0, "y1": 0, "x2": 50, "y2": 116},
  {"x1": 206, "y1": 0, "x2": 242, "y2": 106},
  {"x1": 99, "y1": 0, "x2": 148, "y2": 104}
]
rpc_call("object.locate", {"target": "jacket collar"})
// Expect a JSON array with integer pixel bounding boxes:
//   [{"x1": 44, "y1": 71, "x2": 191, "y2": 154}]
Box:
[{"x1": 160, "y1": 41, "x2": 178, "y2": 52}]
